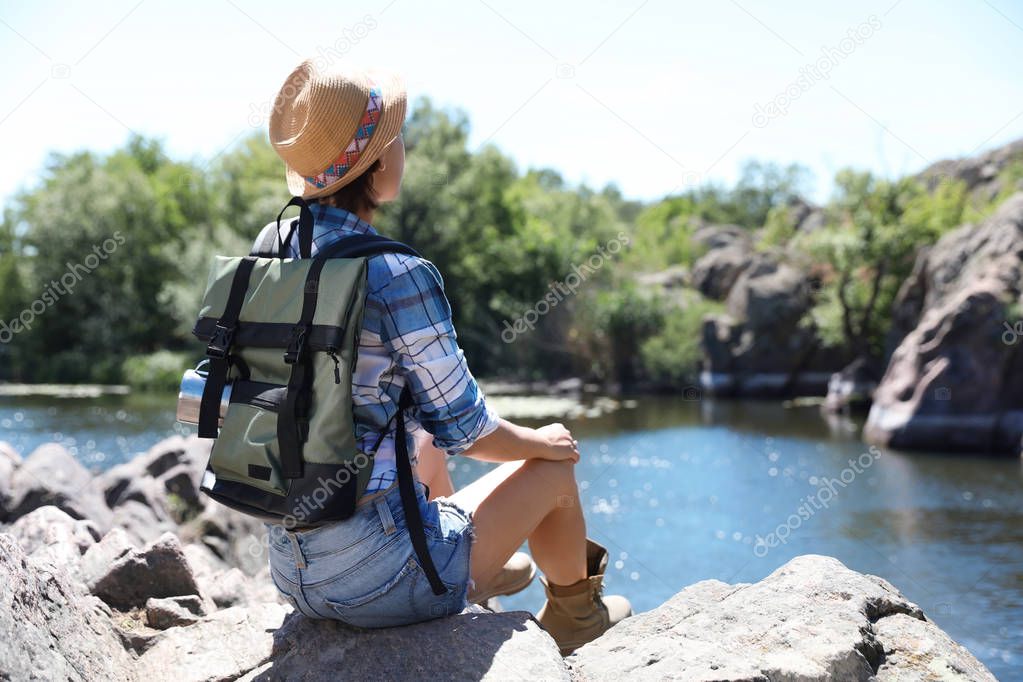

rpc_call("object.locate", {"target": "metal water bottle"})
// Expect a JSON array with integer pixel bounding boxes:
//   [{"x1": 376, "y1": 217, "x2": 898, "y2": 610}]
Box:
[{"x1": 176, "y1": 360, "x2": 232, "y2": 426}]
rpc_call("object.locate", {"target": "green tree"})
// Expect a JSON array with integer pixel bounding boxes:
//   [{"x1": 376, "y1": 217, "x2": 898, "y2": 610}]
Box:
[
  {"x1": 7, "y1": 136, "x2": 211, "y2": 382},
  {"x1": 798, "y1": 170, "x2": 966, "y2": 360}
]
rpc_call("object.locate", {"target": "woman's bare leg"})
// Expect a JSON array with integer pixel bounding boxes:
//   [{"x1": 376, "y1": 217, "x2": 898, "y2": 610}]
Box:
[
  {"x1": 449, "y1": 458, "x2": 587, "y2": 588},
  {"x1": 414, "y1": 432, "x2": 454, "y2": 500}
]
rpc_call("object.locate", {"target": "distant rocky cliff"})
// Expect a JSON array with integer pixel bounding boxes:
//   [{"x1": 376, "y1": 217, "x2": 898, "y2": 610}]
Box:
[
  {"x1": 864, "y1": 194, "x2": 1023, "y2": 453},
  {"x1": 681, "y1": 140, "x2": 1023, "y2": 454},
  {"x1": 0, "y1": 436, "x2": 997, "y2": 680}
]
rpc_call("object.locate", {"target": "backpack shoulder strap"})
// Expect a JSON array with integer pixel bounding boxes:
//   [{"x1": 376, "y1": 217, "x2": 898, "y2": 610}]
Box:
[
  {"x1": 251, "y1": 222, "x2": 280, "y2": 257},
  {"x1": 251, "y1": 230, "x2": 421, "y2": 261},
  {"x1": 318, "y1": 233, "x2": 421, "y2": 260}
]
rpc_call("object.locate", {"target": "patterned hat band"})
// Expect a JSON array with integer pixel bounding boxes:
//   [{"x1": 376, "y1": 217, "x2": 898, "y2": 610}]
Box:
[{"x1": 304, "y1": 85, "x2": 382, "y2": 189}]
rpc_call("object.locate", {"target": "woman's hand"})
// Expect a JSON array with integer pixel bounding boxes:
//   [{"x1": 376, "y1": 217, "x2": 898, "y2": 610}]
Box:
[{"x1": 534, "y1": 423, "x2": 580, "y2": 463}]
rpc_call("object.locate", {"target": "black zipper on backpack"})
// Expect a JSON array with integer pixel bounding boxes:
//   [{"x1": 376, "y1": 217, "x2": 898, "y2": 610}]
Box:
[{"x1": 326, "y1": 347, "x2": 341, "y2": 384}]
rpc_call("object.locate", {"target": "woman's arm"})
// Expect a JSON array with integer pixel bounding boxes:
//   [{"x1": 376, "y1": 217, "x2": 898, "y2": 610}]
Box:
[
  {"x1": 374, "y1": 256, "x2": 578, "y2": 465},
  {"x1": 462, "y1": 419, "x2": 579, "y2": 463}
]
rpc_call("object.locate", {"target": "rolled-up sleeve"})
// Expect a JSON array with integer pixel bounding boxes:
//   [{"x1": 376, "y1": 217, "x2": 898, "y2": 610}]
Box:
[{"x1": 374, "y1": 256, "x2": 499, "y2": 455}]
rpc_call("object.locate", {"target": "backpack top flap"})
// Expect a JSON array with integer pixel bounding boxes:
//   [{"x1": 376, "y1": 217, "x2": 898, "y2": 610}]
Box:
[{"x1": 193, "y1": 255, "x2": 367, "y2": 344}]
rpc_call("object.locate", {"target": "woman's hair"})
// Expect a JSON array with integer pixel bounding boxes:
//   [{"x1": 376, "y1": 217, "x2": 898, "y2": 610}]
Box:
[{"x1": 317, "y1": 160, "x2": 382, "y2": 214}]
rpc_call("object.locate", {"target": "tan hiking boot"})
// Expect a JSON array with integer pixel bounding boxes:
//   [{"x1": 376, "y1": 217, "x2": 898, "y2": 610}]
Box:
[
  {"x1": 536, "y1": 539, "x2": 632, "y2": 655},
  {"x1": 469, "y1": 551, "x2": 537, "y2": 604}
]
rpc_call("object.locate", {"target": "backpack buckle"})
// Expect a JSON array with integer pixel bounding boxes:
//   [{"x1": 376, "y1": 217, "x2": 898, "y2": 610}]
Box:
[
  {"x1": 206, "y1": 324, "x2": 235, "y2": 359},
  {"x1": 284, "y1": 325, "x2": 308, "y2": 364}
]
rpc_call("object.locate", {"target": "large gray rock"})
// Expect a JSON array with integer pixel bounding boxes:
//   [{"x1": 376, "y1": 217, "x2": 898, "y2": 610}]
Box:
[
  {"x1": 146, "y1": 595, "x2": 206, "y2": 629},
  {"x1": 874, "y1": 612, "x2": 997, "y2": 681},
  {"x1": 690, "y1": 244, "x2": 759, "y2": 301},
  {"x1": 568, "y1": 555, "x2": 995, "y2": 681},
  {"x1": 202, "y1": 566, "x2": 280, "y2": 609},
  {"x1": 135, "y1": 604, "x2": 567, "y2": 682},
  {"x1": 96, "y1": 435, "x2": 212, "y2": 545},
  {"x1": 181, "y1": 502, "x2": 269, "y2": 576},
  {"x1": 866, "y1": 194, "x2": 1023, "y2": 453},
  {"x1": 726, "y1": 260, "x2": 811, "y2": 328},
  {"x1": 98, "y1": 435, "x2": 208, "y2": 521},
  {"x1": 8, "y1": 505, "x2": 101, "y2": 572},
  {"x1": 0, "y1": 533, "x2": 135, "y2": 681},
  {"x1": 7, "y1": 443, "x2": 112, "y2": 529},
  {"x1": 110, "y1": 498, "x2": 178, "y2": 546},
  {"x1": 0, "y1": 441, "x2": 20, "y2": 520},
  {"x1": 823, "y1": 357, "x2": 880, "y2": 414},
  {"x1": 263, "y1": 609, "x2": 567, "y2": 682},
  {"x1": 81, "y1": 527, "x2": 135, "y2": 588},
  {"x1": 635, "y1": 264, "x2": 689, "y2": 290},
  {"x1": 136, "y1": 602, "x2": 287, "y2": 681},
  {"x1": 88, "y1": 531, "x2": 201, "y2": 610},
  {"x1": 918, "y1": 138, "x2": 1023, "y2": 204},
  {"x1": 701, "y1": 260, "x2": 846, "y2": 397},
  {"x1": 691, "y1": 223, "x2": 750, "y2": 251}
]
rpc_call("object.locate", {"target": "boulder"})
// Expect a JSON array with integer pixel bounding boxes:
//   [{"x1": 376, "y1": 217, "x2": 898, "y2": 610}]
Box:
[
  {"x1": 0, "y1": 441, "x2": 20, "y2": 520},
  {"x1": 81, "y1": 527, "x2": 135, "y2": 588},
  {"x1": 8, "y1": 505, "x2": 101, "y2": 572},
  {"x1": 568, "y1": 554, "x2": 995, "y2": 681},
  {"x1": 874, "y1": 612, "x2": 997, "y2": 681},
  {"x1": 135, "y1": 602, "x2": 288, "y2": 681},
  {"x1": 88, "y1": 531, "x2": 201, "y2": 610},
  {"x1": 727, "y1": 260, "x2": 810, "y2": 328},
  {"x1": 139, "y1": 435, "x2": 194, "y2": 477},
  {"x1": 691, "y1": 223, "x2": 750, "y2": 250},
  {"x1": 0, "y1": 440, "x2": 19, "y2": 465},
  {"x1": 104, "y1": 475, "x2": 175, "y2": 520},
  {"x1": 635, "y1": 264, "x2": 689, "y2": 290},
  {"x1": 161, "y1": 462, "x2": 203, "y2": 513},
  {"x1": 181, "y1": 502, "x2": 269, "y2": 576},
  {"x1": 182, "y1": 539, "x2": 229, "y2": 576},
  {"x1": 690, "y1": 244, "x2": 759, "y2": 301},
  {"x1": 0, "y1": 533, "x2": 135, "y2": 681},
  {"x1": 918, "y1": 138, "x2": 1023, "y2": 204},
  {"x1": 96, "y1": 436, "x2": 214, "y2": 545},
  {"x1": 135, "y1": 604, "x2": 567, "y2": 682},
  {"x1": 7, "y1": 443, "x2": 112, "y2": 529},
  {"x1": 823, "y1": 357, "x2": 880, "y2": 414},
  {"x1": 146, "y1": 595, "x2": 206, "y2": 629},
  {"x1": 203, "y1": 566, "x2": 279, "y2": 609},
  {"x1": 98, "y1": 435, "x2": 209, "y2": 517},
  {"x1": 110, "y1": 498, "x2": 178, "y2": 546},
  {"x1": 701, "y1": 260, "x2": 846, "y2": 397},
  {"x1": 866, "y1": 194, "x2": 1023, "y2": 453}
]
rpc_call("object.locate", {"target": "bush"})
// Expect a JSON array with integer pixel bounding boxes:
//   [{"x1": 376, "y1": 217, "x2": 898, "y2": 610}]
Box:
[
  {"x1": 640, "y1": 297, "x2": 723, "y2": 385},
  {"x1": 121, "y1": 350, "x2": 192, "y2": 393}
]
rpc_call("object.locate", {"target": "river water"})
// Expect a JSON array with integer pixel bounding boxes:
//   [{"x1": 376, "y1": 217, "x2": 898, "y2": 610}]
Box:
[{"x1": 1, "y1": 394, "x2": 1019, "y2": 677}]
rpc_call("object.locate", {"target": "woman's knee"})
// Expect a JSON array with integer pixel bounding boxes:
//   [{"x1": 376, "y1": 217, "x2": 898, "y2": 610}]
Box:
[{"x1": 522, "y1": 457, "x2": 578, "y2": 494}]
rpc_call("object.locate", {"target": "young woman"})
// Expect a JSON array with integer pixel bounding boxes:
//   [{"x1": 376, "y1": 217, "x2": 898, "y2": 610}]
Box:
[{"x1": 261, "y1": 60, "x2": 630, "y2": 654}]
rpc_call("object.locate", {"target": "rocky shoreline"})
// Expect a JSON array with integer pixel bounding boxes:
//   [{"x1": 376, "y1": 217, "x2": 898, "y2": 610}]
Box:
[
  {"x1": 683, "y1": 144, "x2": 1023, "y2": 456},
  {"x1": 0, "y1": 435, "x2": 997, "y2": 680}
]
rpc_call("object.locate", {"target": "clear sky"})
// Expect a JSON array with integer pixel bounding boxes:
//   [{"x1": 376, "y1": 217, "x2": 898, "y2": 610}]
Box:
[{"x1": 1, "y1": 0, "x2": 1022, "y2": 207}]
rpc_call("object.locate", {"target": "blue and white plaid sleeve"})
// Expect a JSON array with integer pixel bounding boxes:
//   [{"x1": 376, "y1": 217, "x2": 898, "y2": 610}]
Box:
[{"x1": 373, "y1": 255, "x2": 500, "y2": 455}]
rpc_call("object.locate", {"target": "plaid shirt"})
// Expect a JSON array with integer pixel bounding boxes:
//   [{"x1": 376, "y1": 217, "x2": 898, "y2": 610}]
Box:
[{"x1": 253, "y1": 203, "x2": 499, "y2": 493}]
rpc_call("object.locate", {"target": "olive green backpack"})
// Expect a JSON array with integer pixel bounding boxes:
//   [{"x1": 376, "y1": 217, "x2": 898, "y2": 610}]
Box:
[{"x1": 192, "y1": 198, "x2": 445, "y2": 594}]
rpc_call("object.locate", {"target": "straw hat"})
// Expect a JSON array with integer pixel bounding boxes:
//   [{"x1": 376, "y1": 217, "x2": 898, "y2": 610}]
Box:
[{"x1": 269, "y1": 60, "x2": 407, "y2": 199}]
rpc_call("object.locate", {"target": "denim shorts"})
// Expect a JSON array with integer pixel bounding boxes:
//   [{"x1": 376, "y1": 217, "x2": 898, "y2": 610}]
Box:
[{"x1": 266, "y1": 481, "x2": 474, "y2": 629}]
